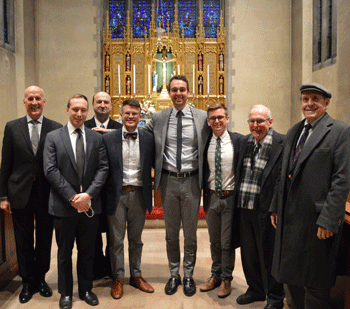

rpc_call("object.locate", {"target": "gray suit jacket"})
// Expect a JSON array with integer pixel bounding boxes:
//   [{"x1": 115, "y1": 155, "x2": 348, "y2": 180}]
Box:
[
  {"x1": 43, "y1": 125, "x2": 108, "y2": 217},
  {"x1": 271, "y1": 112, "x2": 350, "y2": 288},
  {"x1": 144, "y1": 106, "x2": 211, "y2": 192}
]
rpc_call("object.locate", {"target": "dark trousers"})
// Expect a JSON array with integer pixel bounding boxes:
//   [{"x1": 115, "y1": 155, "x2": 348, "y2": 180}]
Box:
[
  {"x1": 54, "y1": 212, "x2": 99, "y2": 296},
  {"x1": 240, "y1": 208, "x2": 284, "y2": 309},
  {"x1": 287, "y1": 284, "x2": 333, "y2": 309},
  {"x1": 11, "y1": 183, "x2": 53, "y2": 286}
]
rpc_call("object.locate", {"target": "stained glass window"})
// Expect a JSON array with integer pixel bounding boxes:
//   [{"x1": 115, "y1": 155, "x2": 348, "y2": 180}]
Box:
[
  {"x1": 3, "y1": 0, "x2": 8, "y2": 43},
  {"x1": 109, "y1": 0, "x2": 126, "y2": 39},
  {"x1": 133, "y1": 0, "x2": 151, "y2": 38},
  {"x1": 203, "y1": 0, "x2": 220, "y2": 38},
  {"x1": 178, "y1": 0, "x2": 196, "y2": 38},
  {"x1": 156, "y1": 0, "x2": 174, "y2": 32}
]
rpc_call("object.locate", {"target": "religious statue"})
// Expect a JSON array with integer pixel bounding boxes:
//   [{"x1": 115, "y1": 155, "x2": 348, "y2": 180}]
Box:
[
  {"x1": 105, "y1": 52, "x2": 110, "y2": 72},
  {"x1": 105, "y1": 75, "x2": 110, "y2": 94},
  {"x1": 126, "y1": 75, "x2": 131, "y2": 95},
  {"x1": 152, "y1": 71, "x2": 158, "y2": 92},
  {"x1": 155, "y1": 56, "x2": 175, "y2": 91},
  {"x1": 198, "y1": 75, "x2": 203, "y2": 95},
  {"x1": 126, "y1": 51, "x2": 131, "y2": 71},
  {"x1": 198, "y1": 51, "x2": 203, "y2": 71},
  {"x1": 219, "y1": 52, "x2": 224, "y2": 71},
  {"x1": 219, "y1": 75, "x2": 224, "y2": 94}
]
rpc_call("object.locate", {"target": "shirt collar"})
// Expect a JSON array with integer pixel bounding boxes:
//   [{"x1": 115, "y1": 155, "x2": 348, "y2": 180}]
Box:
[
  {"x1": 213, "y1": 129, "x2": 229, "y2": 141},
  {"x1": 122, "y1": 126, "x2": 138, "y2": 139},
  {"x1": 26, "y1": 114, "x2": 43, "y2": 124},
  {"x1": 304, "y1": 113, "x2": 326, "y2": 128},
  {"x1": 172, "y1": 104, "x2": 190, "y2": 116},
  {"x1": 94, "y1": 116, "x2": 110, "y2": 128},
  {"x1": 67, "y1": 121, "x2": 85, "y2": 135}
]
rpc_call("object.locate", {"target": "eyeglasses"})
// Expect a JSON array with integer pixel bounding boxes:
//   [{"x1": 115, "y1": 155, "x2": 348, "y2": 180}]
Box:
[
  {"x1": 247, "y1": 118, "x2": 270, "y2": 125},
  {"x1": 208, "y1": 116, "x2": 226, "y2": 122}
]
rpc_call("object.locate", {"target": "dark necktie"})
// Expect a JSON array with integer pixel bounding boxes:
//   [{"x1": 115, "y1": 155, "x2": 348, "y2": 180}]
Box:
[
  {"x1": 294, "y1": 123, "x2": 312, "y2": 163},
  {"x1": 176, "y1": 110, "x2": 183, "y2": 172},
  {"x1": 123, "y1": 131, "x2": 137, "y2": 140},
  {"x1": 215, "y1": 137, "x2": 222, "y2": 198},
  {"x1": 75, "y1": 128, "x2": 85, "y2": 186},
  {"x1": 30, "y1": 120, "x2": 39, "y2": 155},
  {"x1": 100, "y1": 124, "x2": 105, "y2": 129},
  {"x1": 251, "y1": 143, "x2": 261, "y2": 170}
]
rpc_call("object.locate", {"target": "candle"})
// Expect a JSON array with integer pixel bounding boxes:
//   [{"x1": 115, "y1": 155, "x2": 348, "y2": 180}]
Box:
[
  {"x1": 148, "y1": 64, "x2": 151, "y2": 95},
  {"x1": 133, "y1": 64, "x2": 136, "y2": 96},
  {"x1": 207, "y1": 64, "x2": 209, "y2": 95},
  {"x1": 118, "y1": 65, "x2": 121, "y2": 95},
  {"x1": 193, "y1": 64, "x2": 195, "y2": 94},
  {"x1": 178, "y1": 64, "x2": 180, "y2": 75}
]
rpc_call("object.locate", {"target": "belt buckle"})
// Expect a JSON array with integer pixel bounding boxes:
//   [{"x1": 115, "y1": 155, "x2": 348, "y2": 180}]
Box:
[{"x1": 177, "y1": 172, "x2": 184, "y2": 178}]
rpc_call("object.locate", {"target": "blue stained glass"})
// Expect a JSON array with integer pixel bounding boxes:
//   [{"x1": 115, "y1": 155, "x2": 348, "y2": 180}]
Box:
[
  {"x1": 156, "y1": 0, "x2": 174, "y2": 32},
  {"x1": 133, "y1": 0, "x2": 151, "y2": 38},
  {"x1": 109, "y1": 0, "x2": 126, "y2": 39},
  {"x1": 178, "y1": 0, "x2": 196, "y2": 38},
  {"x1": 203, "y1": 0, "x2": 220, "y2": 38},
  {"x1": 4, "y1": 0, "x2": 8, "y2": 43}
]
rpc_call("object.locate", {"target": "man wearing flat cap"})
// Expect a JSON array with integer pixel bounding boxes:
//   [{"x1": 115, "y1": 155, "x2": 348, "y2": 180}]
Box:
[{"x1": 270, "y1": 83, "x2": 350, "y2": 308}]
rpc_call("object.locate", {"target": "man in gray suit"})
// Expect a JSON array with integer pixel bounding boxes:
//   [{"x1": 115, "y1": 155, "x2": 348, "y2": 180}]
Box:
[
  {"x1": 44, "y1": 94, "x2": 108, "y2": 309},
  {"x1": 270, "y1": 83, "x2": 350, "y2": 308},
  {"x1": 144, "y1": 75, "x2": 211, "y2": 296}
]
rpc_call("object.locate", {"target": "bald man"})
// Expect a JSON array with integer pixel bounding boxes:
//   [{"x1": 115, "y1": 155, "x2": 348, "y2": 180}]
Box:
[
  {"x1": 85, "y1": 91, "x2": 122, "y2": 280},
  {"x1": 0, "y1": 86, "x2": 62, "y2": 303}
]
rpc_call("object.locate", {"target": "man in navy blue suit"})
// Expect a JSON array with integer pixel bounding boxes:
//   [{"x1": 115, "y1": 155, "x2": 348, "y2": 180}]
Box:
[{"x1": 103, "y1": 99, "x2": 155, "y2": 300}]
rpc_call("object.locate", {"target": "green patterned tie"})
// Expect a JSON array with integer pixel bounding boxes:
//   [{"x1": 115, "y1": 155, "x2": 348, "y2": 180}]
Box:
[{"x1": 215, "y1": 137, "x2": 222, "y2": 198}]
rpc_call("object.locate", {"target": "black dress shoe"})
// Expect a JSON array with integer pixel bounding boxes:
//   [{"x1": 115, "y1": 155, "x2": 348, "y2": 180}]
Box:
[
  {"x1": 236, "y1": 292, "x2": 266, "y2": 305},
  {"x1": 264, "y1": 305, "x2": 280, "y2": 309},
  {"x1": 164, "y1": 275, "x2": 181, "y2": 295},
  {"x1": 19, "y1": 284, "x2": 38, "y2": 303},
  {"x1": 183, "y1": 277, "x2": 196, "y2": 297},
  {"x1": 79, "y1": 291, "x2": 99, "y2": 306},
  {"x1": 59, "y1": 295, "x2": 72, "y2": 309},
  {"x1": 38, "y1": 280, "x2": 53, "y2": 297}
]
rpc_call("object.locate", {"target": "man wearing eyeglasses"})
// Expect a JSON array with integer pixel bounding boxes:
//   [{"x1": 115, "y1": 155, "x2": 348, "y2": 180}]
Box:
[
  {"x1": 103, "y1": 99, "x2": 154, "y2": 299},
  {"x1": 270, "y1": 83, "x2": 350, "y2": 308},
  {"x1": 44, "y1": 94, "x2": 108, "y2": 309},
  {"x1": 235, "y1": 105, "x2": 285, "y2": 309},
  {"x1": 200, "y1": 103, "x2": 242, "y2": 298}
]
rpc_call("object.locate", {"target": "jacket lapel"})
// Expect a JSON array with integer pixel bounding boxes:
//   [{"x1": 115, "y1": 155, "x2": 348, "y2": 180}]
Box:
[
  {"x1": 160, "y1": 109, "x2": 172, "y2": 155},
  {"x1": 19, "y1": 116, "x2": 33, "y2": 153},
  {"x1": 139, "y1": 129, "x2": 145, "y2": 172},
  {"x1": 84, "y1": 128, "x2": 93, "y2": 175}
]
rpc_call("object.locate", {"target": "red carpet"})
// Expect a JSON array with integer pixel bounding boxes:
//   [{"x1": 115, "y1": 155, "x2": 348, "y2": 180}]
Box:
[{"x1": 146, "y1": 206, "x2": 206, "y2": 220}]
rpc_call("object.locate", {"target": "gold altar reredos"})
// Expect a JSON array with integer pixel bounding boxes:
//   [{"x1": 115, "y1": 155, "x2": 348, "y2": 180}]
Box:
[{"x1": 102, "y1": 4, "x2": 226, "y2": 118}]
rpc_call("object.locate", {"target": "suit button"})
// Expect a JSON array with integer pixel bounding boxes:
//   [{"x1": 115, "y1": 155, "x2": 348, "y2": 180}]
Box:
[{"x1": 288, "y1": 174, "x2": 292, "y2": 178}]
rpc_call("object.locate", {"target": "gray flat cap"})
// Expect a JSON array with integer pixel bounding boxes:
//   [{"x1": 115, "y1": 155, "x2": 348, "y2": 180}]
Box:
[{"x1": 300, "y1": 83, "x2": 332, "y2": 98}]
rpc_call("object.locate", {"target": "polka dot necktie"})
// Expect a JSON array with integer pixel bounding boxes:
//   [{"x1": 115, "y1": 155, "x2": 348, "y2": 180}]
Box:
[{"x1": 215, "y1": 137, "x2": 222, "y2": 198}]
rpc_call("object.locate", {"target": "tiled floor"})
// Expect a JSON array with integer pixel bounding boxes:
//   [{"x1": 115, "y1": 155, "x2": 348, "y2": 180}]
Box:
[{"x1": 0, "y1": 226, "x2": 270, "y2": 309}]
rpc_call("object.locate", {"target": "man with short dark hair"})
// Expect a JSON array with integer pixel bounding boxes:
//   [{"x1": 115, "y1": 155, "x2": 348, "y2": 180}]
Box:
[
  {"x1": 85, "y1": 91, "x2": 122, "y2": 280},
  {"x1": 103, "y1": 99, "x2": 154, "y2": 299},
  {"x1": 271, "y1": 83, "x2": 350, "y2": 308},
  {"x1": 0, "y1": 86, "x2": 62, "y2": 304},
  {"x1": 200, "y1": 103, "x2": 242, "y2": 298},
  {"x1": 235, "y1": 105, "x2": 285, "y2": 309},
  {"x1": 44, "y1": 94, "x2": 108, "y2": 309},
  {"x1": 144, "y1": 75, "x2": 211, "y2": 296}
]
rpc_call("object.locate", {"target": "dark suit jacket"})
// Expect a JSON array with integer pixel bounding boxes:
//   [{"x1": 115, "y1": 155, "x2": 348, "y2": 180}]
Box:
[
  {"x1": 144, "y1": 107, "x2": 211, "y2": 192},
  {"x1": 84, "y1": 117, "x2": 122, "y2": 130},
  {"x1": 103, "y1": 128, "x2": 154, "y2": 215},
  {"x1": 0, "y1": 116, "x2": 62, "y2": 208},
  {"x1": 271, "y1": 113, "x2": 350, "y2": 289},
  {"x1": 235, "y1": 130, "x2": 285, "y2": 253},
  {"x1": 43, "y1": 125, "x2": 108, "y2": 217}
]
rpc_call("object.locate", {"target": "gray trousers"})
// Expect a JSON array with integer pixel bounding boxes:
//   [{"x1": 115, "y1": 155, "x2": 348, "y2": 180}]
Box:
[
  {"x1": 205, "y1": 193, "x2": 235, "y2": 281},
  {"x1": 160, "y1": 173, "x2": 201, "y2": 278},
  {"x1": 108, "y1": 190, "x2": 146, "y2": 279}
]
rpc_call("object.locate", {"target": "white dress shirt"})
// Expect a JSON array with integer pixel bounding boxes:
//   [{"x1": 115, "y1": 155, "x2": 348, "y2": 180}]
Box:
[
  {"x1": 27, "y1": 114, "x2": 43, "y2": 140},
  {"x1": 94, "y1": 116, "x2": 110, "y2": 128},
  {"x1": 207, "y1": 130, "x2": 235, "y2": 191},
  {"x1": 67, "y1": 122, "x2": 86, "y2": 161},
  {"x1": 122, "y1": 127, "x2": 142, "y2": 186}
]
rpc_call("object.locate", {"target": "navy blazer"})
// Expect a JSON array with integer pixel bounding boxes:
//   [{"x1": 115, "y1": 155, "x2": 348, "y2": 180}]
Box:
[
  {"x1": 43, "y1": 125, "x2": 108, "y2": 217},
  {"x1": 85, "y1": 117, "x2": 122, "y2": 130},
  {"x1": 103, "y1": 128, "x2": 154, "y2": 215}
]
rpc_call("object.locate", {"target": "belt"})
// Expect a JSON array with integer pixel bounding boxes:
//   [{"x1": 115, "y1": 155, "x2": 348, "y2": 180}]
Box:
[
  {"x1": 162, "y1": 169, "x2": 198, "y2": 179},
  {"x1": 122, "y1": 185, "x2": 142, "y2": 192},
  {"x1": 210, "y1": 190, "x2": 234, "y2": 199}
]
